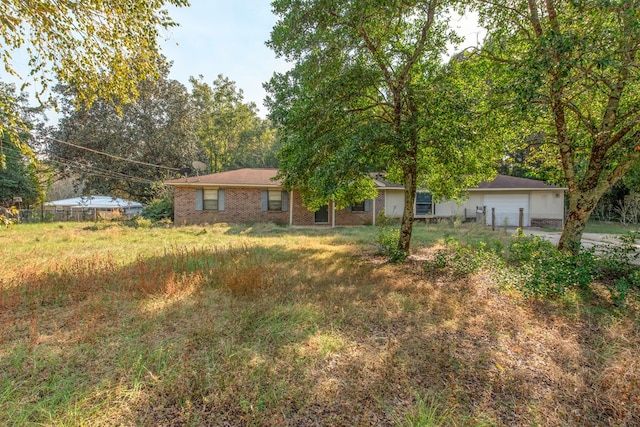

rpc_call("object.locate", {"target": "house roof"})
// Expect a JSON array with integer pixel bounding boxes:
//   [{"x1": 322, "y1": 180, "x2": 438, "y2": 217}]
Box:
[
  {"x1": 165, "y1": 169, "x2": 565, "y2": 192},
  {"x1": 165, "y1": 168, "x2": 282, "y2": 188},
  {"x1": 472, "y1": 174, "x2": 564, "y2": 191},
  {"x1": 370, "y1": 173, "x2": 404, "y2": 190},
  {"x1": 371, "y1": 173, "x2": 564, "y2": 191},
  {"x1": 44, "y1": 195, "x2": 143, "y2": 208}
]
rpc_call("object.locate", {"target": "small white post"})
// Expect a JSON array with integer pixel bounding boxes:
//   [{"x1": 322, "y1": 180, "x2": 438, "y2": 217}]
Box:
[
  {"x1": 289, "y1": 190, "x2": 294, "y2": 226},
  {"x1": 332, "y1": 198, "x2": 336, "y2": 228}
]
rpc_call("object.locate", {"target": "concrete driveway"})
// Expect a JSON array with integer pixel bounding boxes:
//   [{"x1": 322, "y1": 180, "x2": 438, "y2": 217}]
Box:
[
  {"x1": 514, "y1": 228, "x2": 640, "y2": 263},
  {"x1": 520, "y1": 228, "x2": 631, "y2": 247}
]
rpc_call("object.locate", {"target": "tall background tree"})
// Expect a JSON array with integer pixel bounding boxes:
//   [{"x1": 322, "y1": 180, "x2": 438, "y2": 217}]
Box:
[
  {"x1": 267, "y1": 0, "x2": 500, "y2": 255},
  {"x1": 476, "y1": 0, "x2": 640, "y2": 254},
  {"x1": 190, "y1": 75, "x2": 278, "y2": 173},
  {"x1": 0, "y1": 0, "x2": 188, "y2": 166},
  {"x1": 48, "y1": 66, "x2": 204, "y2": 202},
  {"x1": 0, "y1": 83, "x2": 45, "y2": 206}
]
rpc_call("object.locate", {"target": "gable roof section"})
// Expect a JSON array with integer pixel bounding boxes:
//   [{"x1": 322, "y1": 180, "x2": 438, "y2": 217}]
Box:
[
  {"x1": 371, "y1": 173, "x2": 564, "y2": 191},
  {"x1": 165, "y1": 168, "x2": 282, "y2": 188},
  {"x1": 370, "y1": 173, "x2": 404, "y2": 190},
  {"x1": 472, "y1": 174, "x2": 565, "y2": 191}
]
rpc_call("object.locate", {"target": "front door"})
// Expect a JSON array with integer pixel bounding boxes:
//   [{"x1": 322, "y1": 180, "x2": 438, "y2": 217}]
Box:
[{"x1": 314, "y1": 205, "x2": 329, "y2": 223}]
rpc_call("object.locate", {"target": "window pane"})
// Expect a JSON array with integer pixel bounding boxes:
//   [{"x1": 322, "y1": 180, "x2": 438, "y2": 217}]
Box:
[
  {"x1": 203, "y1": 200, "x2": 218, "y2": 210},
  {"x1": 268, "y1": 191, "x2": 282, "y2": 211},
  {"x1": 203, "y1": 189, "x2": 218, "y2": 210},
  {"x1": 351, "y1": 201, "x2": 365, "y2": 211},
  {"x1": 416, "y1": 192, "x2": 432, "y2": 215}
]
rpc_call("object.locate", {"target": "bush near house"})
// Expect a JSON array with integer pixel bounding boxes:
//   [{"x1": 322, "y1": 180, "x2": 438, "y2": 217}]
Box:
[{"x1": 141, "y1": 196, "x2": 174, "y2": 222}]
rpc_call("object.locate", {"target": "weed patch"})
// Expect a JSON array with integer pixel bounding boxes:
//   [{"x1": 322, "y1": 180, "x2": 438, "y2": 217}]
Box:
[{"x1": 377, "y1": 225, "x2": 408, "y2": 262}]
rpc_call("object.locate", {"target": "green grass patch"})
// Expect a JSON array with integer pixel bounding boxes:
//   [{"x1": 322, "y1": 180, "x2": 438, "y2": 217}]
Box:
[
  {"x1": 584, "y1": 220, "x2": 639, "y2": 234},
  {"x1": 1, "y1": 222, "x2": 639, "y2": 425}
]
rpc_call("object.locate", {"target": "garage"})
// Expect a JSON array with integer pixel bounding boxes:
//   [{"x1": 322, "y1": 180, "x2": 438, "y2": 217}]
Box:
[{"x1": 484, "y1": 194, "x2": 530, "y2": 227}]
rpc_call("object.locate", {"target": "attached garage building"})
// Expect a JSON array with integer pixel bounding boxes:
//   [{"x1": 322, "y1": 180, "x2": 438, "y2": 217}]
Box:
[
  {"x1": 483, "y1": 193, "x2": 530, "y2": 227},
  {"x1": 381, "y1": 174, "x2": 566, "y2": 228}
]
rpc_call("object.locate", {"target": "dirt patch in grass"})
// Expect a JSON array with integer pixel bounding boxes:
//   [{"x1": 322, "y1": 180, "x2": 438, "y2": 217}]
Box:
[{"x1": 1, "y1": 223, "x2": 639, "y2": 425}]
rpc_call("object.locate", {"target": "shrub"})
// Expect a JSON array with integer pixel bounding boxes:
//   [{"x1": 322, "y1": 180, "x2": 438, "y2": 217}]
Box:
[
  {"x1": 151, "y1": 218, "x2": 173, "y2": 228},
  {"x1": 426, "y1": 237, "x2": 503, "y2": 276},
  {"x1": 141, "y1": 196, "x2": 173, "y2": 222},
  {"x1": 507, "y1": 232, "x2": 555, "y2": 263},
  {"x1": 502, "y1": 233, "x2": 598, "y2": 298},
  {"x1": 121, "y1": 216, "x2": 152, "y2": 229},
  {"x1": 597, "y1": 231, "x2": 640, "y2": 277},
  {"x1": 0, "y1": 206, "x2": 19, "y2": 227},
  {"x1": 377, "y1": 226, "x2": 407, "y2": 263},
  {"x1": 595, "y1": 231, "x2": 640, "y2": 306}
]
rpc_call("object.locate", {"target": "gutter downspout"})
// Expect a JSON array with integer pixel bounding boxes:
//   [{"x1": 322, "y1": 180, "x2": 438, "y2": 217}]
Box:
[{"x1": 289, "y1": 189, "x2": 294, "y2": 226}]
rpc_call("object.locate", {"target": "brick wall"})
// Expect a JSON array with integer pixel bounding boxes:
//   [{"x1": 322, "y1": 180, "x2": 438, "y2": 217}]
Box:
[
  {"x1": 173, "y1": 187, "x2": 289, "y2": 225},
  {"x1": 334, "y1": 192, "x2": 385, "y2": 226},
  {"x1": 290, "y1": 191, "x2": 315, "y2": 225},
  {"x1": 174, "y1": 186, "x2": 387, "y2": 226}
]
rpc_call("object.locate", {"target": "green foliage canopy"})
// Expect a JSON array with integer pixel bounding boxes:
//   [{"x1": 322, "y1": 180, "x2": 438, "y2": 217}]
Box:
[
  {"x1": 48, "y1": 66, "x2": 204, "y2": 202},
  {"x1": 0, "y1": 0, "x2": 188, "y2": 152},
  {"x1": 190, "y1": 75, "x2": 278, "y2": 173},
  {"x1": 476, "y1": 0, "x2": 640, "y2": 253},
  {"x1": 267, "y1": 0, "x2": 500, "y2": 252},
  {"x1": 0, "y1": 83, "x2": 45, "y2": 206}
]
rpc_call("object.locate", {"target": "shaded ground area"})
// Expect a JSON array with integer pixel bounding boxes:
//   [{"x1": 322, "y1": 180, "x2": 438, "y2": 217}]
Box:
[{"x1": 0, "y1": 223, "x2": 638, "y2": 426}]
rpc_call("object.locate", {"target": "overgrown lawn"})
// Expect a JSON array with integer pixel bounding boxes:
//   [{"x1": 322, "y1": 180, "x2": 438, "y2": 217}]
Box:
[{"x1": 1, "y1": 222, "x2": 638, "y2": 426}]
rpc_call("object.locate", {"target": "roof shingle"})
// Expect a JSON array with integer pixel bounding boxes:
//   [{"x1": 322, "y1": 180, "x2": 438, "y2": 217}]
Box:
[{"x1": 165, "y1": 168, "x2": 281, "y2": 187}]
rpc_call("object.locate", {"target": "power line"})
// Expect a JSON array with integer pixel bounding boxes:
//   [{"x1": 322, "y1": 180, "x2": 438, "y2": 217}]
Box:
[
  {"x1": 48, "y1": 154, "x2": 157, "y2": 184},
  {"x1": 43, "y1": 136, "x2": 182, "y2": 172}
]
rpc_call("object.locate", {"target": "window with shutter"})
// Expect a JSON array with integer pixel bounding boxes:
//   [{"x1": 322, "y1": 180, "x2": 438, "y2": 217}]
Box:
[
  {"x1": 203, "y1": 189, "x2": 219, "y2": 210},
  {"x1": 350, "y1": 201, "x2": 365, "y2": 211},
  {"x1": 268, "y1": 190, "x2": 282, "y2": 211}
]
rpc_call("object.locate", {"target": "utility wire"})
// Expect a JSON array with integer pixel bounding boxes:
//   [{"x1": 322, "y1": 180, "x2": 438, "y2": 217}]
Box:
[
  {"x1": 43, "y1": 135, "x2": 182, "y2": 172},
  {"x1": 48, "y1": 154, "x2": 157, "y2": 184},
  {"x1": 48, "y1": 151, "x2": 154, "y2": 181}
]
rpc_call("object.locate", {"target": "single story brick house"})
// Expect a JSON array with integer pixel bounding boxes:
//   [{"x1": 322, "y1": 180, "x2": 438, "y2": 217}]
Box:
[{"x1": 165, "y1": 168, "x2": 566, "y2": 228}]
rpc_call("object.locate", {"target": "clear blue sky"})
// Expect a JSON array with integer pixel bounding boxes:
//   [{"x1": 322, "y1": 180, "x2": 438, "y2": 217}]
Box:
[{"x1": 160, "y1": 1, "x2": 290, "y2": 117}]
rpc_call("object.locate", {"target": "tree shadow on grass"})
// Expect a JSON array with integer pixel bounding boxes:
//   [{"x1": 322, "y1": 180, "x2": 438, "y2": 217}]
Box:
[
  {"x1": 3, "y1": 238, "x2": 636, "y2": 426},
  {"x1": 524, "y1": 285, "x2": 640, "y2": 426}
]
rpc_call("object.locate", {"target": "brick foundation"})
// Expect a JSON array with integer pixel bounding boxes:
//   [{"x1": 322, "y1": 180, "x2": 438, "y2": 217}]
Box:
[{"x1": 531, "y1": 218, "x2": 563, "y2": 229}]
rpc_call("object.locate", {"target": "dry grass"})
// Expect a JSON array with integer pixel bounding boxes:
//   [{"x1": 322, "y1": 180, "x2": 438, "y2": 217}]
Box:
[{"x1": 1, "y1": 222, "x2": 639, "y2": 426}]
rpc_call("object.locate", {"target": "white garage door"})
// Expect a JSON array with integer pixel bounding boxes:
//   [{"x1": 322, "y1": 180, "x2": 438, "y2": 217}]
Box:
[{"x1": 484, "y1": 194, "x2": 530, "y2": 227}]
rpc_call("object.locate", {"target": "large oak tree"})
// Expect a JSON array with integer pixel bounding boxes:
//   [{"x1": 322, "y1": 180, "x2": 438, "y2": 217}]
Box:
[
  {"x1": 476, "y1": 0, "x2": 640, "y2": 254},
  {"x1": 266, "y1": 0, "x2": 500, "y2": 255},
  {"x1": 49, "y1": 68, "x2": 203, "y2": 202}
]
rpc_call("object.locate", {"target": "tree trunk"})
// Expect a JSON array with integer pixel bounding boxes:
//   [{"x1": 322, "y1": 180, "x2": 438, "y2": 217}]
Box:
[
  {"x1": 558, "y1": 190, "x2": 600, "y2": 255},
  {"x1": 398, "y1": 168, "x2": 417, "y2": 255}
]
